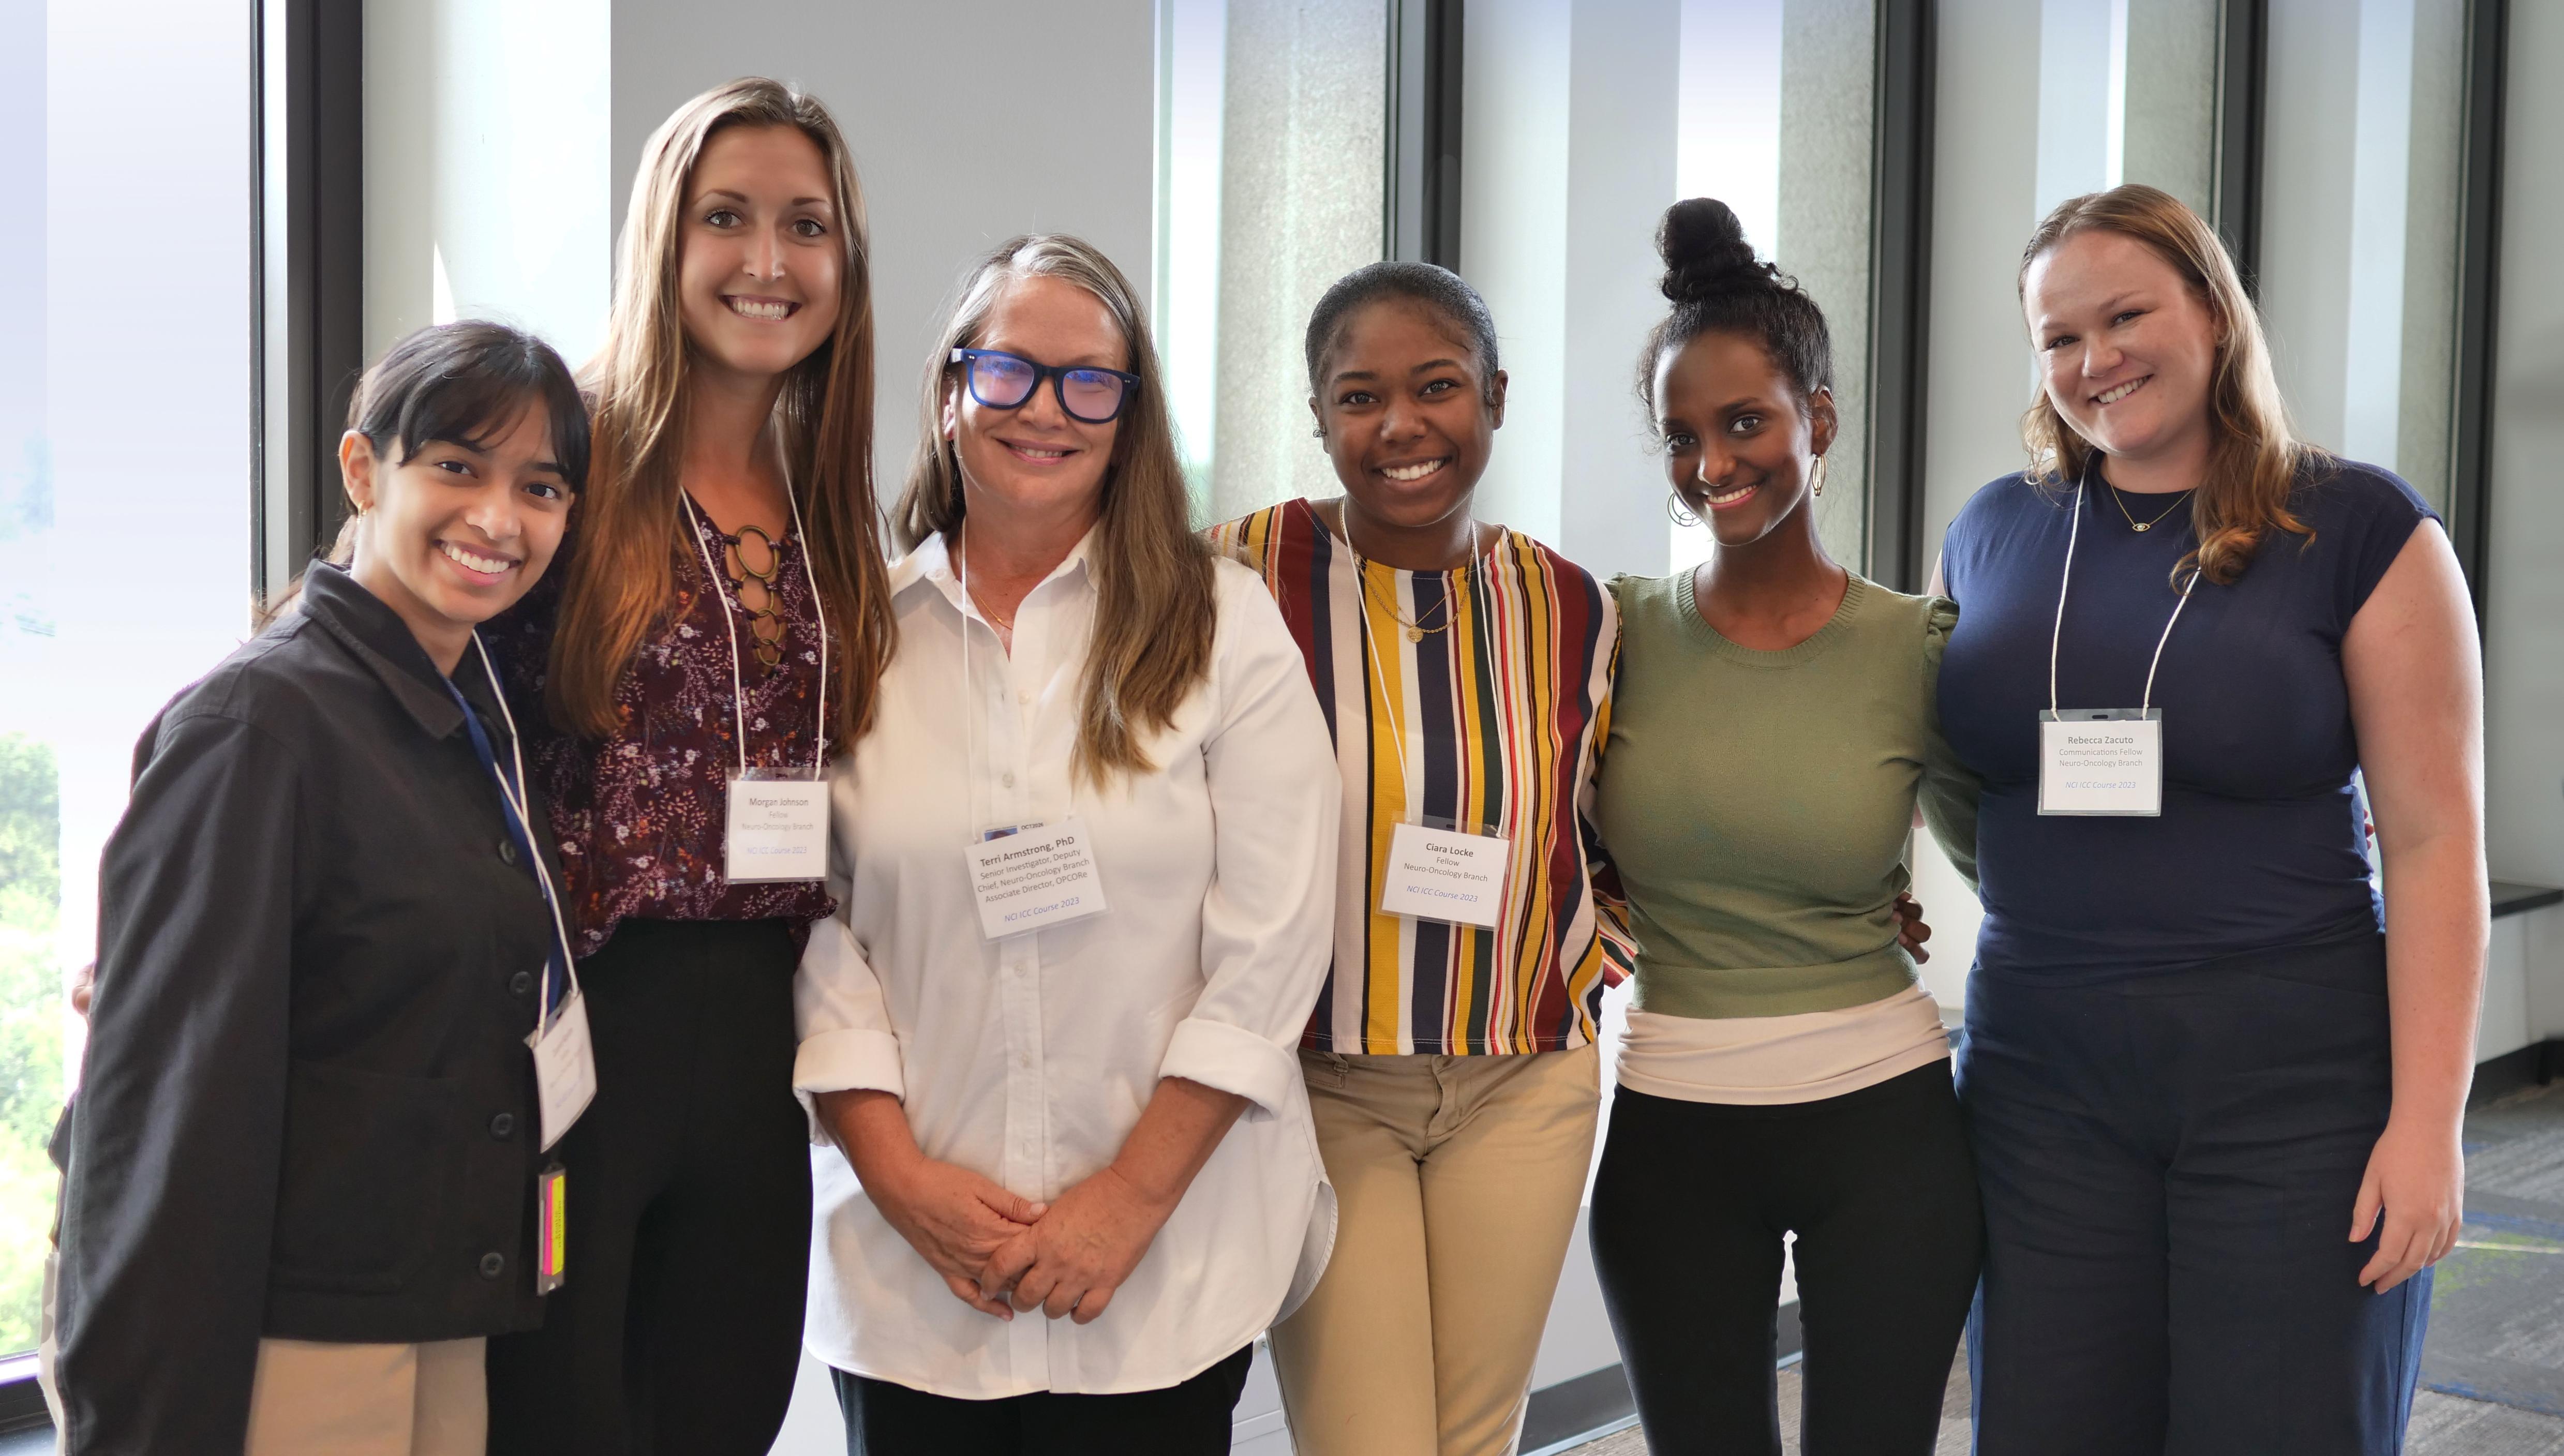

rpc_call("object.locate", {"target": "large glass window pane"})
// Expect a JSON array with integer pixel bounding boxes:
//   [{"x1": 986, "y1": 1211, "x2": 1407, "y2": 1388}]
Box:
[
  {"x1": 2261, "y1": 0, "x2": 2467, "y2": 512},
  {"x1": 1157, "y1": 0, "x2": 1390, "y2": 525},
  {"x1": 1671, "y1": 0, "x2": 1880, "y2": 576},
  {"x1": 0, "y1": 2, "x2": 257, "y2": 1358}
]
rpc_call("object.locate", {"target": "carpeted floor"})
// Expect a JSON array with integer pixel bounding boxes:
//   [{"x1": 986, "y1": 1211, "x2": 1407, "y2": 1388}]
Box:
[{"x1": 1566, "y1": 1082, "x2": 2564, "y2": 1456}]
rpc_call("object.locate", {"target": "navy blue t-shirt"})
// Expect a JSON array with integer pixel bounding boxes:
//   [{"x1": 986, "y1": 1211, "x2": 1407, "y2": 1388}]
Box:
[{"x1": 1937, "y1": 456, "x2": 2437, "y2": 979}]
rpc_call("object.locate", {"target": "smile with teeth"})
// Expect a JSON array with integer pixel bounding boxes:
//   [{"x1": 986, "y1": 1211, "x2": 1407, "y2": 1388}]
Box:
[
  {"x1": 1704, "y1": 481, "x2": 1758, "y2": 509},
  {"x1": 1004, "y1": 441, "x2": 1073, "y2": 462},
  {"x1": 439, "y1": 540, "x2": 516, "y2": 578},
  {"x1": 2095, "y1": 376, "x2": 2150, "y2": 406},
  {"x1": 726, "y1": 296, "x2": 797, "y2": 321},
  {"x1": 1380, "y1": 458, "x2": 1449, "y2": 484}
]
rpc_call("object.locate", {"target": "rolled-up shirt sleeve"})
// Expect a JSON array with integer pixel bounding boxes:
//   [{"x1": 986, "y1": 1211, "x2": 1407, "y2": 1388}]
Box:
[
  {"x1": 794, "y1": 887, "x2": 906, "y2": 1133},
  {"x1": 1162, "y1": 573, "x2": 1340, "y2": 1120}
]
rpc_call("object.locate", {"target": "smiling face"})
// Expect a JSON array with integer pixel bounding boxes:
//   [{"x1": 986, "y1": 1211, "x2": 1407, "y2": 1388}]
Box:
[
  {"x1": 2023, "y1": 228, "x2": 2219, "y2": 471},
  {"x1": 1311, "y1": 300, "x2": 1504, "y2": 536},
  {"x1": 1656, "y1": 329, "x2": 1835, "y2": 550},
  {"x1": 341, "y1": 400, "x2": 574, "y2": 667},
  {"x1": 675, "y1": 124, "x2": 843, "y2": 386},
  {"x1": 943, "y1": 273, "x2": 1126, "y2": 530}
]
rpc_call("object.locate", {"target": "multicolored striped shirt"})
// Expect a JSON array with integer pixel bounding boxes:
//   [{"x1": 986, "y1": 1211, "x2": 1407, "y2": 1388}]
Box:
[{"x1": 1210, "y1": 498, "x2": 1633, "y2": 1054}]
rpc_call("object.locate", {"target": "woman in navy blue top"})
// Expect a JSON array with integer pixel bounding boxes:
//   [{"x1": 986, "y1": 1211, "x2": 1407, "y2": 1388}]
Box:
[{"x1": 1933, "y1": 185, "x2": 2486, "y2": 1456}]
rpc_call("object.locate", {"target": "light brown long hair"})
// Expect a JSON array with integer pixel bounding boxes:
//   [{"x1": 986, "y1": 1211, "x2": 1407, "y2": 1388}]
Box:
[
  {"x1": 2019, "y1": 184, "x2": 2322, "y2": 586},
  {"x1": 548, "y1": 78, "x2": 895, "y2": 743},
  {"x1": 896, "y1": 235, "x2": 1214, "y2": 785}
]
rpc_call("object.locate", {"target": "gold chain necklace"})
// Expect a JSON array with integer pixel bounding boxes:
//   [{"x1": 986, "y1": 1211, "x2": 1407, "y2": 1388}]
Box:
[
  {"x1": 719, "y1": 522, "x2": 788, "y2": 669},
  {"x1": 2108, "y1": 484, "x2": 2191, "y2": 533},
  {"x1": 1337, "y1": 501, "x2": 1474, "y2": 642}
]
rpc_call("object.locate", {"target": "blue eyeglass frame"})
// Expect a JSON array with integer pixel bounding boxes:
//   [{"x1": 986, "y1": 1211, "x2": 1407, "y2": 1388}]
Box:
[{"x1": 948, "y1": 348, "x2": 1141, "y2": 425}]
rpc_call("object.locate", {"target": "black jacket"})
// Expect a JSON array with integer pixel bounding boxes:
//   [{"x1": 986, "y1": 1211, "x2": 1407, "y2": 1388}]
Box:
[{"x1": 58, "y1": 565, "x2": 564, "y2": 1454}]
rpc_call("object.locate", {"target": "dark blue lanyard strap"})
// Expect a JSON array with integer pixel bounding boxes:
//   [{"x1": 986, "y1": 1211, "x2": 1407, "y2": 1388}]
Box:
[{"x1": 443, "y1": 677, "x2": 571, "y2": 1016}]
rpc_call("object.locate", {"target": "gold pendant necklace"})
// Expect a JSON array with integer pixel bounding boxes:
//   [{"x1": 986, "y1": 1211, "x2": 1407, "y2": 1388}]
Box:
[
  {"x1": 2109, "y1": 485, "x2": 2190, "y2": 533},
  {"x1": 721, "y1": 523, "x2": 788, "y2": 669}
]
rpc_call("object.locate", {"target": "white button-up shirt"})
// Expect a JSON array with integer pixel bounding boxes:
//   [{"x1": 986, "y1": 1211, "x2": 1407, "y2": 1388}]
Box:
[{"x1": 793, "y1": 529, "x2": 1340, "y2": 1398}]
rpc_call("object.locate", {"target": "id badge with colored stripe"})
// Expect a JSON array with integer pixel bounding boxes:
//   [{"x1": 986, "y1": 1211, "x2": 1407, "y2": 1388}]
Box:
[{"x1": 536, "y1": 1164, "x2": 567, "y2": 1295}]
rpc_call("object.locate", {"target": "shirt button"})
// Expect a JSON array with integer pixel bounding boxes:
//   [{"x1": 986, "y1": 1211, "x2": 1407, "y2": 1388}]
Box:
[
  {"x1": 509, "y1": 971, "x2": 535, "y2": 996},
  {"x1": 1018, "y1": 1054, "x2": 1035, "y2": 1070},
  {"x1": 1002, "y1": 772, "x2": 1016, "y2": 788},
  {"x1": 1017, "y1": 690, "x2": 1030, "y2": 705},
  {"x1": 498, "y1": 839, "x2": 519, "y2": 865},
  {"x1": 478, "y1": 1252, "x2": 506, "y2": 1279},
  {"x1": 489, "y1": 1113, "x2": 515, "y2": 1139}
]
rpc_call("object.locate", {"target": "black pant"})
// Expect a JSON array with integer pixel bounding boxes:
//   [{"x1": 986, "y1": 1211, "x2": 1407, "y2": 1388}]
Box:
[
  {"x1": 487, "y1": 919, "x2": 812, "y2": 1456},
  {"x1": 1589, "y1": 1060, "x2": 1982, "y2": 1456},
  {"x1": 832, "y1": 1345, "x2": 1257, "y2": 1455},
  {"x1": 1960, "y1": 936, "x2": 2430, "y2": 1455}
]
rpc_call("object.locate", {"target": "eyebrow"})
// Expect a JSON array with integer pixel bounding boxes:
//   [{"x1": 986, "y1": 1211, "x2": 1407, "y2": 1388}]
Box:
[
  {"x1": 695, "y1": 188, "x2": 834, "y2": 209},
  {"x1": 1330, "y1": 358, "x2": 1466, "y2": 385}
]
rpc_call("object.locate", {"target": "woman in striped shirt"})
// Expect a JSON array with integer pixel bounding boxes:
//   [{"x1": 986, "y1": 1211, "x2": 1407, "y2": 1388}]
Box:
[{"x1": 1209, "y1": 262, "x2": 1627, "y2": 1456}]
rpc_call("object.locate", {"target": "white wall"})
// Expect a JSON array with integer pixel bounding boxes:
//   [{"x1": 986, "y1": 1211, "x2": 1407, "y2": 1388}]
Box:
[
  {"x1": 610, "y1": 0, "x2": 1159, "y2": 511},
  {"x1": 364, "y1": 0, "x2": 614, "y2": 366}
]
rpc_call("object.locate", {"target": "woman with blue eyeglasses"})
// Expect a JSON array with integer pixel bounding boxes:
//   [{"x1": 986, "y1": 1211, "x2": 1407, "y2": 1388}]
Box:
[{"x1": 791, "y1": 233, "x2": 1339, "y2": 1453}]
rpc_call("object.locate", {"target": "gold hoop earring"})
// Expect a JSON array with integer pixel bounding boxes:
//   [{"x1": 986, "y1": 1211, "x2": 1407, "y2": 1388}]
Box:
[
  {"x1": 1812, "y1": 455, "x2": 1829, "y2": 499},
  {"x1": 1666, "y1": 492, "x2": 1700, "y2": 527}
]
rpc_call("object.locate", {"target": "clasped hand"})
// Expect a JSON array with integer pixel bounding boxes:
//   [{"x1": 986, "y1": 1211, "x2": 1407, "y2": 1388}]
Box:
[{"x1": 876, "y1": 1159, "x2": 1170, "y2": 1324}]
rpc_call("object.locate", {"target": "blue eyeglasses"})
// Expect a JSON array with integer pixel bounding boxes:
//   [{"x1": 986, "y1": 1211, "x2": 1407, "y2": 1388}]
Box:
[{"x1": 949, "y1": 348, "x2": 1140, "y2": 425}]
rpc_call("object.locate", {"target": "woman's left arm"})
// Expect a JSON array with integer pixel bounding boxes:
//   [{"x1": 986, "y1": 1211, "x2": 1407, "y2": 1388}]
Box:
[
  {"x1": 2341, "y1": 518, "x2": 2487, "y2": 1294},
  {"x1": 1000, "y1": 573, "x2": 1343, "y2": 1323}
]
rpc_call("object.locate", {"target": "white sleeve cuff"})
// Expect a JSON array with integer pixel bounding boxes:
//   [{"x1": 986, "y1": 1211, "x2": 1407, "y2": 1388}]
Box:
[
  {"x1": 1158, "y1": 1016, "x2": 1301, "y2": 1122},
  {"x1": 792, "y1": 1029, "x2": 906, "y2": 1142}
]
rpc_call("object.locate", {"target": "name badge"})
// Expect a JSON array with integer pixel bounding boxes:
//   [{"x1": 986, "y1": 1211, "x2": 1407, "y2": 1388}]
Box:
[
  {"x1": 528, "y1": 986, "x2": 597, "y2": 1151},
  {"x1": 966, "y1": 818, "x2": 1108, "y2": 940},
  {"x1": 1380, "y1": 821, "x2": 1511, "y2": 927},
  {"x1": 2038, "y1": 708, "x2": 2164, "y2": 816},
  {"x1": 725, "y1": 772, "x2": 830, "y2": 883}
]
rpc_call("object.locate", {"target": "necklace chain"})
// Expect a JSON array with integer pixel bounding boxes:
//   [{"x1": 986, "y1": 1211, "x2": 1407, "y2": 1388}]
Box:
[
  {"x1": 2107, "y1": 483, "x2": 2190, "y2": 533},
  {"x1": 1336, "y1": 501, "x2": 1477, "y2": 642}
]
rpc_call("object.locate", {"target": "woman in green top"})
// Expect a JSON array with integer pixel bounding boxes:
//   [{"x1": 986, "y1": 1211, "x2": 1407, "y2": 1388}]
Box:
[{"x1": 1587, "y1": 199, "x2": 1984, "y2": 1455}]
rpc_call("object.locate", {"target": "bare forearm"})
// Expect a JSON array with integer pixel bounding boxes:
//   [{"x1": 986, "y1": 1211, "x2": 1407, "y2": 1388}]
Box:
[
  {"x1": 1110, "y1": 1077, "x2": 1248, "y2": 1210},
  {"x1": 2380, "y1": 832, "x2": 2488, "y2": 1129},
  {"x1": 816, "y1": 1087, "x2": 924, "y2": 1185}
]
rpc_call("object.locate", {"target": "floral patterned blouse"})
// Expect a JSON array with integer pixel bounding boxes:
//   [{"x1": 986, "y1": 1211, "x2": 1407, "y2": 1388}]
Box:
[{"x1": 493, "y1": 502, "x2": 837, "y2": 957}]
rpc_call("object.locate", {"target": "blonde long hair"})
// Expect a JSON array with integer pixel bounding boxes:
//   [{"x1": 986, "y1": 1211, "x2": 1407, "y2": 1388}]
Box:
[
  {"x1": 2019, "y1": 184, "x2": 2321, "y2": 586},
  {"x1": 548, "y1": 78, "x2": 896, "y2": 742},
  {"x1": 896, "y1": 235, "x2": 1214, "y2": 785}
]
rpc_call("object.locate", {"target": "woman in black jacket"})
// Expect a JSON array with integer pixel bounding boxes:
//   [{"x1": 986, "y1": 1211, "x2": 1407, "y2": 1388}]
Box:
[{"x1": 56, "y1": 322, "x2": 590, "y2": 1456}]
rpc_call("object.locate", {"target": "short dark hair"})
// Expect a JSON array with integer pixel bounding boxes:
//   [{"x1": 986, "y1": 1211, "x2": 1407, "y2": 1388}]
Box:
[
  {"x1": 1636, "y1": 198, "x2": 1833, "y2": 427},
  {"x1": 1303, "y1": 261, "x2": 1501, "y2": 403},
  {"x1": 348, "y1": 321, "x2": 590, "y2": 492}
]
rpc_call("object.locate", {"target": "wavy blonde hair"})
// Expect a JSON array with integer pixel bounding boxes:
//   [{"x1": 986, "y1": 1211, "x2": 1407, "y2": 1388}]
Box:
[
  {"x1": 2019, "y1": 184, "x2": 2322, "y2": 586},
  {"x1": 548, "y1": 78, "x2": 896, "y2": 743},
  {"x1": 895, "y1": 235, "x2": 1214, "y2": 785}
]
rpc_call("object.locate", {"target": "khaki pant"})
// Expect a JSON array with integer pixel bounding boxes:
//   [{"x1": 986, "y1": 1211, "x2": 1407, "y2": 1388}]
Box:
[
  {"x1": 1270, "y1": 1044, "x2": 1601, "y2": 1456},
  {"x1": 243, "y1": 1336, "x2": 488, "y2": 1456}
]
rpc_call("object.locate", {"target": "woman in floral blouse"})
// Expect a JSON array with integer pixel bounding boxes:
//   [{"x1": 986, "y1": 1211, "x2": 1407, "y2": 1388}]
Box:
[{"x1": 482, "y1": 79, "x2": 897, "y2": 1455}]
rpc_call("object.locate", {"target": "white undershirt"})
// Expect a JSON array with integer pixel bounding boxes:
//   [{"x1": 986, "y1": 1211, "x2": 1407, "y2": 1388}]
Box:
[{"x1": 1612, "y1": 985, "x2": 1952, "y2": 1106}]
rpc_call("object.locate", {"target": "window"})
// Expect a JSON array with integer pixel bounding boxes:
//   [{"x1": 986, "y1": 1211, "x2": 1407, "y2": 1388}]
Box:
[
  {"x1": 1156, "y1": 0, "x2": 1392, "y2": 526},
  {"x1": 1, "y1": 2, "x2": 259, "y2": 1358}
]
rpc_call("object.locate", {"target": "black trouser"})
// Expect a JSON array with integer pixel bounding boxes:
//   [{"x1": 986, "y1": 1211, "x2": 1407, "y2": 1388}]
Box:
[
  {"x1": 487, "y1": 919, "x2": 812, "y2": 1456},
  {"x1": 832, "y1": 1345, "x2": 1257, "y2": 1455},
  {"x1": 1960, "y1": 936, "x2": 2429, "y2": 1455},
  {"x1": 1589, "y1": 1061, "x2": 1982, "y2": 1455}
]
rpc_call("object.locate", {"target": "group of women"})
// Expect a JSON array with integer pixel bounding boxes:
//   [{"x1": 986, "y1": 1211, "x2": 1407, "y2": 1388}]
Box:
[{"x1": 50, "y1": 72, "x2": 2484, "y2": 1456}]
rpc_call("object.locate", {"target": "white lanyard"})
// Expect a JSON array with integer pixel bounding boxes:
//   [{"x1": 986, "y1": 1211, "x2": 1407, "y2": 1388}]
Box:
[
  {"x1": 2047, "y1": 476, "x2": 2196, "y2": 715},
  {"x1": 683, "y1": 488, "x2": 831, "y2": 777},
  {"x1": 467, "y1": 634, "x2": 580, "y2": 1034},
  {"x1": 1345, "y1": 527, "x2": 1514, "y2": 927},
  {"x1": 952, "y1": 524, "x2": 1108, "y2": 939}
]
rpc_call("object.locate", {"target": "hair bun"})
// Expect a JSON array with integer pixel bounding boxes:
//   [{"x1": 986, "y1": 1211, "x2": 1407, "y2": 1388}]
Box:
[{"x1": 1657, "y1": 198, "x2": 1771, "y2": 304}]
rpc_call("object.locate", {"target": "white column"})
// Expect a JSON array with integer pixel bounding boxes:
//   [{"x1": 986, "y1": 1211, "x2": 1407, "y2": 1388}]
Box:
[{"x1": 364, "y1": 0, "x2": 614, "y2": 367}]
